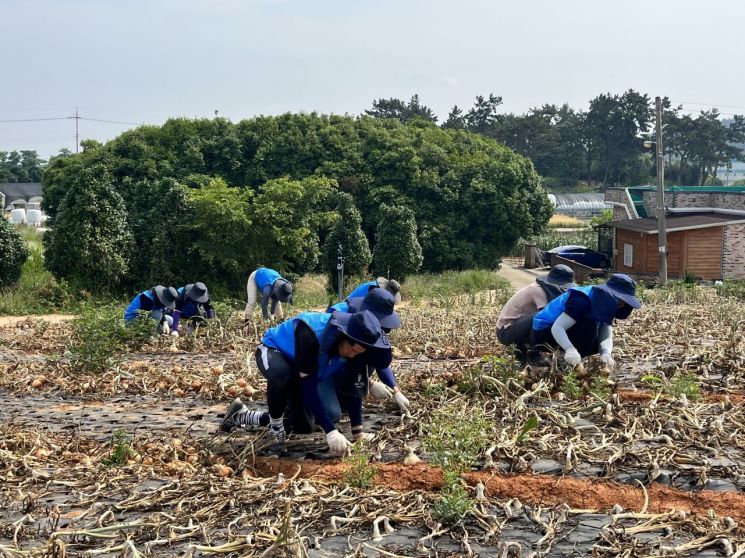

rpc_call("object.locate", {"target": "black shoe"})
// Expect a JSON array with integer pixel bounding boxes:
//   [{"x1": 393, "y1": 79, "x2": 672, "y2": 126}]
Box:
[{"x1": 220, "y1": 398, "x2": 248, "y2": 433}]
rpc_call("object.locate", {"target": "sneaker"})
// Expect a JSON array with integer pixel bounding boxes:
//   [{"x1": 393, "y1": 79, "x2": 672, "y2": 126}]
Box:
[
  {"x1": 220, "y1": 398, "x2": 248, "y2": 433},
  {"x1": 269, "y1": 424, "x2": 287, "y2": 454}
]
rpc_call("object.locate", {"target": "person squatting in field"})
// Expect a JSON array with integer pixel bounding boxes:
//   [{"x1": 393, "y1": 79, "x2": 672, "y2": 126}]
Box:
[
  {"x1": 346, "y1": 277, "x2": 402, "y2": 303},
  {"x1": 526, "y1": 273, "x2": 641, "y2": 368},
  {"x1": 496, "y1": 265, "x2": 576, "y2": 363},
  {"x1": 244, "y1": 266, "x2": 293, "y2": 326},
  {"x1": 221, "y1": 309, "x2": 390, "y2": 455},
  {"x1": 124, "y1": 285, "x2": 179, "y2": 334},
  {"x1": 169, "y1": 282, "x2": 214, "y2": 337},
  {"x1": 328, "y1": 288, "x2": 409, "y2": 411}
]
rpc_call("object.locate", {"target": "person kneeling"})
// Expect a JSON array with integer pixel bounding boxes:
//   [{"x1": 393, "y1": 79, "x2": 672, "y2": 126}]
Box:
[
  {"x1": 220, "y1": 310, "x2": 388, "y2": 455},
  {"x1": 527, "y1": 274, "x2": 641, "y2": 369}
]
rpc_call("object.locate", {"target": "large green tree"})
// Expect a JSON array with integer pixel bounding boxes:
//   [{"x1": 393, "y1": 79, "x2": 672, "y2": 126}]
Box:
[
  {"x1": 322, "y1": 192, "x2": 372, "y2": 293},
  {"x1": 372, "y1": 204, "x2": 422, "y2": 282},
  {"x1": 0, "y1": 218, "x2": 28, "y2": 288},
  {"x1": 44, "y1": 165, "x2": 132, "y2": 293}
]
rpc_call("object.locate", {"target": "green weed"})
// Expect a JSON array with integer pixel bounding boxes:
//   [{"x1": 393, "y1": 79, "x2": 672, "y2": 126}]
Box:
[
  {"x1": 668, "y1": 371, "x2": 701, "y2": 401},
  {"x1": 423, "y1": 405, "x2": 490, "y2": 474},
  {"x1": 560, "y1": 370, "x2": 582, "y2": 400},
  {"x1": 102, "y1": 430, "x2": 133, "y2": 467},
  {"x1": 431, "y1": 470, "x2": 473, "y2": 525},
  {"x1": 341, "y1": 443, "x2": 378, "y2": 489},
  {"x1": 457, "y1": 354, "x2": 520, "y2": 396},
  {"x1": 68, "y1": 305, "x2": 153, "y2": 372}
]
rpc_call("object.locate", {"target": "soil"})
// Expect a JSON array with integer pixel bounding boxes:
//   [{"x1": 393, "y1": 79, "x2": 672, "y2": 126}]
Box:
[{"x1": 0, "y1": 313, "x2": 76, "y2": 326}]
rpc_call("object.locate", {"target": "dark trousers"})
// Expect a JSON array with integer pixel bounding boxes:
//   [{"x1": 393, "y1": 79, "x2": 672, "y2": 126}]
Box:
[
  {"x1": 497, "y1": 313, "x2": 536, "y2": 362},
  {"x1": 529, "y1": 318, "x2": 600, "y2": 357},
  {"x1": 254, "y1": 344, "x2": 352, "y2": 434}
]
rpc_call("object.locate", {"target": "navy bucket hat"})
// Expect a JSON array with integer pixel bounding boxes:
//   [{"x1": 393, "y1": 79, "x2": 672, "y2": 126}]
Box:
[
  {"x1": 347, "y1": 288, "x2": 401, "y2": 330},
  {"x1": 330, "y1": 310, "x2": 389, "y2": 350},
  {"x1": 153, "y1": 285, "x2": 178, "y2": 310},
  {"x1": 596, "y1": 274, "x2": 641, "y2": 309}
]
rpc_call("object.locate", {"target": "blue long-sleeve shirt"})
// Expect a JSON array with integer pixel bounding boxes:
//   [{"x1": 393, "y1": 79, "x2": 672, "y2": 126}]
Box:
[{"x1": 124, "y1": 290, "x2": 159, "y2": 321}]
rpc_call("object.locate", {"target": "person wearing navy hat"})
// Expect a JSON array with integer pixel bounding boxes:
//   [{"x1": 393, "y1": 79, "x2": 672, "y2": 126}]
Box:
[
  {"x1": 220, "y1": 309, "x2": 388, "y2": 455},
  {"x1": 123, "y1": 285, "x2": 179, "y2": 334},
  {"x1": 244, "y1": 266, "x2": 293, "y2": 326},
  {"x1": 527, "y1": 274, "x2": 641, "y2": 368},
  {"x1": 170, "y1": 282, "x2": 214, "y2": 336},
  {"x1": 496, "y1": 265, "x2": 576, "y2": 362},
  {"x1": 329, "y1": 288, "x2": 410, "y2": 411}
]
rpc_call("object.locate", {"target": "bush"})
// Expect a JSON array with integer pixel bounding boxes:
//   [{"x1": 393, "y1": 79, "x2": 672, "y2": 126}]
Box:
[
  {"x1": 0, "y1": 219, "x2": 29, "y2": 288},
  {"x1": 322, "y1": 192, "x2": 371, "y2": 293},
  {"x1": 372, "y1": 204, "x2": 422, "y2": 282},
  {"x1": 403, "y1": 270, "x2": 512, "y2": 303},
  {"x1": 44, "y1": 164, "x2": 133, "y2": 293}
]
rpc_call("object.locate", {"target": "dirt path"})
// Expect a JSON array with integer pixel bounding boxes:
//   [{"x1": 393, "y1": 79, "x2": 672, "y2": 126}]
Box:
[
  {"x1": 0, "y1": 314, "x2": 76, "y2": 326},
  {"x1": 497, "y1": 263, "x2": 540, "y2": 290}
]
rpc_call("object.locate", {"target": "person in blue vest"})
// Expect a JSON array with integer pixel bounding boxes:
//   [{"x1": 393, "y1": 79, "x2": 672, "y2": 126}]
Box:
[
  {"x1": 221, "y1": 310, "x2": 388, "y2": 455},
  {"x1": 527, "y1": 274, "x2": 641, "y2": 368},
  {"x1": 329, "y1": 289, "x2": 410, "y2": 411},
  {"x1": 346, "y1": 277, "x2": 402, "y2": 303},
  {"x1": 170, "y1": 282, "x2": 214, "y2": 336},
  {"x1": 244, "y1": 266, "x2": 293, "y2": 325},
  {"x1": 124, "y1": 285, "x2": 179, "y2": 334}
]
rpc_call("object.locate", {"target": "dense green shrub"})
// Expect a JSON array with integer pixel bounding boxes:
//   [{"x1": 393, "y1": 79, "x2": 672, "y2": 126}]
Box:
[
  {"x1": 323, "y1": 192, "x2": 371, "y2": 293},
  {"x1": 44, "y1": 165, "x2": 133, "y2": 293},
  {"x1": 42, "y1": 114, "x2": 550, "y2": 288},
  {"x1": 0, "y1": 219, "x2": 28, "y2": 288},
  {"x1": 372, "y1": 204, "x2": 422, "y2": 282}
]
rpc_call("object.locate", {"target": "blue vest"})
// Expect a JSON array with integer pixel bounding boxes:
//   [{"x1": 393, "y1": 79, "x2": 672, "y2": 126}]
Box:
[
  {"x1": 532, "y1": 286, "x2": 594, "y2": 330},
  {"x1": 255, "y1": 267, "x2": 282, "y2": 290},
  {"x1": 328, "y1": 301, "x2": 349, "y2": 313},
  {"x1": 175, "y1": 286, "x2": 201, "y2": 317},
  {"x1": 347, "y1": 281, "x2": 376, "y2": 300},
  {"x1": 262, "y1": 312, "x2": 347, "y2": 380},
  {"x1": 124, "y1": 290, "x2": 155, "y2": 321}
]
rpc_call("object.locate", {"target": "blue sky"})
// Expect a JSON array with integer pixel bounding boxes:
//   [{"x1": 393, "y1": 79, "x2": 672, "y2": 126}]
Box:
[{"x1": 2, "y1": 0, "x2": 744, "y2": 157}]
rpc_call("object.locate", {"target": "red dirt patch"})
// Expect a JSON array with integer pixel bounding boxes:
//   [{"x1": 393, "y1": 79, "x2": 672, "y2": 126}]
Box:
[{"x1": 252, "y1": 458, "x2": 745, "y2": 527}]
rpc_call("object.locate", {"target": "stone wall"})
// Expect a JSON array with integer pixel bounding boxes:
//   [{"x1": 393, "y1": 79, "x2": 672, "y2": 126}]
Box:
[
  {"x1": 643, "y1": 192, "x2": 745, "y2": 217},
  {"x1": 723, "y1": 223, "x2": 745, "y2": 279},
  {"x1": 605, "y1": 188, "x2": 636, "y2": 220}
]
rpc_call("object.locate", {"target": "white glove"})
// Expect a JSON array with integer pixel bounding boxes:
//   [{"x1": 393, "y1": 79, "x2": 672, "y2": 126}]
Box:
[
  {"x1": 599, "y1": 352, "x2": 615, "y2": 368},
  {"x1": 326, "y1": 430, "x2": 352, "y2": 455},
  {"x1": 393, "y1": 390, "x2": 410, "y2": 410},
  {"x1": 170, "y1": 331, "x2": 179, "y2": 337},
  {"x1": 564, "y1": 347, "x2": 582, "y2": 367},
  {"x1": 161, "y1": 322, "x2": 170, "y2": 335},
  {"x1": 369, "y1": 381, "x2": 394, "y2": 400}
]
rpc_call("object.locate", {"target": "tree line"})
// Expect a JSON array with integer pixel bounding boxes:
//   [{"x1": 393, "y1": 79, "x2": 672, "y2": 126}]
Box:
[
  {"x1": 367, "y1": 91, "x2": 745, "y2": 188},
  {"x1": 39, "y1": 114, "x2": 550, "y2": 296}
]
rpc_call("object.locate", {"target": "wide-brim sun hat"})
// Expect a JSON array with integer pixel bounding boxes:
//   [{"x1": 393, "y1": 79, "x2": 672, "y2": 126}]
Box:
[
  {"x1": 330, "y1": 310, "x2": 390, "y2": 350},
  {"x1": 347, "y1": 288, "x2": 401, "y2": 329},
  {"x1": 184, "y1": 282, "x2": 210, "y2": 304},
  {"x1": 596, "y1": 273, "x2": 641, "y2": 309},
  {"x1": 274, "y1": 280, "x2": 293, "y2": 302},
  {"x1": 539, "y1": 264, "x2": 576, "y2": 289},
  {"x1": 376, "y1": 277, "x2": 402, "y2": 304},
  {"x1": 154, "y1": 285, "x2": 178, "y2": 310}
]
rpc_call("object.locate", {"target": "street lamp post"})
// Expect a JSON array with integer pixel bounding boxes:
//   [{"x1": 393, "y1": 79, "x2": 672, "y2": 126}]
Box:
[{"x1": 643, "y1": 96, "x2": 668, "y2": 287}]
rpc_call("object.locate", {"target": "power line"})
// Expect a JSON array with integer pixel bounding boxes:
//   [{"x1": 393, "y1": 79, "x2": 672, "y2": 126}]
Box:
[
  {"x1": 0, "y1": 117, "x2": 72, "y2": 123},
  {"x1": 80, "y1": 117, "x2": 143, "y2": 126},
  {"x1": 674, "y1": 100, "x2": 745, "y2": 111}
]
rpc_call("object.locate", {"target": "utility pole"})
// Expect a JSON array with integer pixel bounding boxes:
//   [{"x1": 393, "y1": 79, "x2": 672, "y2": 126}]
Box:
[
  {"x1": 655, "y1": 96, "x2": 668, "y2": 287},
  {"x1": 70, "y1": 107, "x2": 81, "y2": 154}
]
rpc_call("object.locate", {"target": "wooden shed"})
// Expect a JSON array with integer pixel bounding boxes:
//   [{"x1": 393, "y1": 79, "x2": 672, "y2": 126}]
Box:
[{"x1": 608, "y1": 211, "x2": 745, "y2": 280}]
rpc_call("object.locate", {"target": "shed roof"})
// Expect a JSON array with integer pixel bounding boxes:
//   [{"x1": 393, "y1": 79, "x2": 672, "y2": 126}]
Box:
[
  {"x1": 0, "y1": 183, "x2": 43, "y2": 204},
  {"x1": 609, "y1": 211, "x2": 745, "y2": 234}
]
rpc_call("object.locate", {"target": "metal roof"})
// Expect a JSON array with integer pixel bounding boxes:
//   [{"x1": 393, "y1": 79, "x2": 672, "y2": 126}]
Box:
[
  {"x1": 0, "y1": 183, "x2": 43, "y2": 204},
  {"x1": 609, "y1": 211, "x2": 745, "y2": 234}
]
